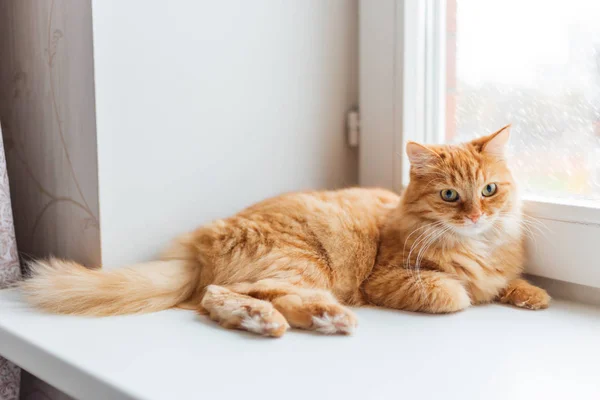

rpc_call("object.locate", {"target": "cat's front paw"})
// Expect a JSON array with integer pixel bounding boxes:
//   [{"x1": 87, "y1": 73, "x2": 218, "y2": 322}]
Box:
[{"x1": 500, "y1": 280, "x2": 550, "y2": 310}]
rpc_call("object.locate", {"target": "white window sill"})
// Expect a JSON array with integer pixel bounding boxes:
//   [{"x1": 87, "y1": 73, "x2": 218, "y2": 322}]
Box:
[{"x1": 1, "y1": 288, "x2": 599, "y2": 400}]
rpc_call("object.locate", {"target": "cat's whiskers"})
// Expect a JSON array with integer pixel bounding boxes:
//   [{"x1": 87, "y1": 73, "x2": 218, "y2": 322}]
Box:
[
  {"x1": 405, "y1": 222, "x2": 451, "y2": 298},
  {"x1": 415, "y1": 225, "x2": 450, "y2": 268},
  {"x1": 521, "y1": 214, "x2": 551, "y2": 237},
  {"x1": 510, "y1": 217, "x2": 545, "y2": 256},
  {"x1": 402, "y1": 221, "x2": 446, "y2": 266},
  {"x1": 403, "y1": 222, "x2": 445, "y2": 286},
  {"x1": 407, "y1": 228, "x2": 439, "y2": 298},
  {"x1": 493, "y1": 211, "x2": 545, "y2": 256},
  {"x1": 498, "y1": 211, "x2": 549, "y2": 240},
  {"x1": 413, "y1": 226, "x2": 452, "y2": 299},
  {"x1": 404, "y1": 222, "x2": 444, "y2": 285}
]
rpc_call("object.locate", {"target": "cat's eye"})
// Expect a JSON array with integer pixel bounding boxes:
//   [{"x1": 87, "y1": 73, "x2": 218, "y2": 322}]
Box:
[
  {"x1": 440, "y1": 189, "x2": 459, "y2": 202},
  {"x1": 482, "y1": 183, "x2": 497, "y2": 197}
]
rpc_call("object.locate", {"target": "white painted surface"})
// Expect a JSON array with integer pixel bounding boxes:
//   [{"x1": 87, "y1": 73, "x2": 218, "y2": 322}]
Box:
[
  {"x1": 525, "y1": 219, "x2": 600, "y2": 288},
  {"x1": 522, "y1": 198, "x2": 600, "y2": 288},
  {"x1": 0, "y1": 289, "x2": 599, "y2": 400},
  {"x1": 91, "y1": 0, "x2": 359, "y2": 266},
  {"x1": 358, "y1": 0, "x2": 396, "y2": 189}
]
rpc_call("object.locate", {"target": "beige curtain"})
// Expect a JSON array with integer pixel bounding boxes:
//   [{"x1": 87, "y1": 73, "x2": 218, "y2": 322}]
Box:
[
  {"x1": 0, "y1": 124, "x2": 20, "y2": 400},
  {"x1": 1, "y1": 1, "x2": 98, "y2": 398}
]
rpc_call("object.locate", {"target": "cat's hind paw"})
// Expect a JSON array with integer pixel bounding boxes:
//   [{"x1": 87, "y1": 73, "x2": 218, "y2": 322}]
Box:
[{"x1": 311, "y1": 308, "x2": 357, "y2": 335}]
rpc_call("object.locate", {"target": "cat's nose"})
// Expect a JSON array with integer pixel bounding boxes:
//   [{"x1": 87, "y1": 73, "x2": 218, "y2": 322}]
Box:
[{"x1": 468, "y1": 213, "x2": 481, "y2": 223}]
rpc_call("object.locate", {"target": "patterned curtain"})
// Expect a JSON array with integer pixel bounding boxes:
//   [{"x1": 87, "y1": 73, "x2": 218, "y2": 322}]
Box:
[{"x1": 0, "y1": 124, "x2": 20, "y2": 400}]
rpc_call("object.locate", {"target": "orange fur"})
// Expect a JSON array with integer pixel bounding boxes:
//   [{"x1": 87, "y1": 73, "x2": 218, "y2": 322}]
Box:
[
  {"x1": 21, "y1": 259, "x2": 199, "y2": 316},
  {"x1": 22, "y1": 126, "x2": 549, "y2": 336}
]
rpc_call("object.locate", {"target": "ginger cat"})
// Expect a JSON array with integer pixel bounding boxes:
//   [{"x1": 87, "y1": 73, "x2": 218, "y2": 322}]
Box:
[{"x1": 22, "y1": 125, "x2": 550, "y2": 337}]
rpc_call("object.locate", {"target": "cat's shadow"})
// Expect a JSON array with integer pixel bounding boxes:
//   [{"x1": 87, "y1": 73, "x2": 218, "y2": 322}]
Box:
[
  {"x1": 193, "y1": 313, "x2": 356, "y2": 339},
  {"x1": 191, "y1": 305, "x2": 463, "y2": 340},
  {"x1": 191, "y1": 304, "x2": 470, "y2": 340},
  {"x1": 193, "y1": 314, "x2": 288, "y2": 340},
  {"x1": 359, "y1": 304, "x2": 461, "y2": 318}
]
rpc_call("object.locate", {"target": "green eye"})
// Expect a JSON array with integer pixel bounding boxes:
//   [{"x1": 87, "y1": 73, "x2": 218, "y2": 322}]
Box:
[
  {"x1": 440, "y1": 189, "x2": 459, "y2": 202},
  {"x1": 482, "y1": 183, "x2": 497, "y2": 197}
]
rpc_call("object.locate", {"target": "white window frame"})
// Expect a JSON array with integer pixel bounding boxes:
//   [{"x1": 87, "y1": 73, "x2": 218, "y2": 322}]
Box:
[{"x1": 359, "y1": 0, "x2": 600, "y2": 289}]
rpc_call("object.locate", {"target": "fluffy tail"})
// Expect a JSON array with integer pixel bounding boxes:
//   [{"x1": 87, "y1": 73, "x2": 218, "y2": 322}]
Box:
[{"x1": 21, "y1": 258, "x2": 199, "y2": 316}]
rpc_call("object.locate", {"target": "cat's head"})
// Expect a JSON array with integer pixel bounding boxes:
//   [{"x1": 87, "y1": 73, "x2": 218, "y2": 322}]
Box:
[{"x1": 403, "y1": 125, "x2": 518, "y2": 236}]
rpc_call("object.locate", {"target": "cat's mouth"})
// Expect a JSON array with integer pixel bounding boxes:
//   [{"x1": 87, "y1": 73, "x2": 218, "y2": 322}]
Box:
[{"x1": 448, "y1": 220, "x2": 492, "y2": 236}]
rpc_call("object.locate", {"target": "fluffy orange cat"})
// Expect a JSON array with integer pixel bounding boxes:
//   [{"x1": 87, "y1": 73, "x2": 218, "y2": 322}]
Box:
[{"x1": 22, "y1": 125, "x2": 550, "y2": 337}]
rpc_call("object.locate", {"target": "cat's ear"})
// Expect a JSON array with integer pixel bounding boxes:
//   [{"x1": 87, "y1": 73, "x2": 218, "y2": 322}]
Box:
[
  {"x1": 406, "y1": 142, "x2": 439, "y2": 166},
  {"x1": 473, "y1": 124, "x2": 511, "y2": 156}
]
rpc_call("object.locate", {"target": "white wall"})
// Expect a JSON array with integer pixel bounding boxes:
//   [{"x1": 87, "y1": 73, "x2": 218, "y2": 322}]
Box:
[{"x1": 91, "y1": 0, "x2": 359, "y2": 266}]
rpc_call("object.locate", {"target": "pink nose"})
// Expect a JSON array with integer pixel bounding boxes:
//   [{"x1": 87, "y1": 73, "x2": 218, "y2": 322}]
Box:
[{"x1": 469, "y1": 213, "x2": 481, "y2": 223}]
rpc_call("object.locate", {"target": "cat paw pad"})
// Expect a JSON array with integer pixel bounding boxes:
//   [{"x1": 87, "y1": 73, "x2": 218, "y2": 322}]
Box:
[{"x1": 311, "y1": 309, "x2": 357, "y2": 335}]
